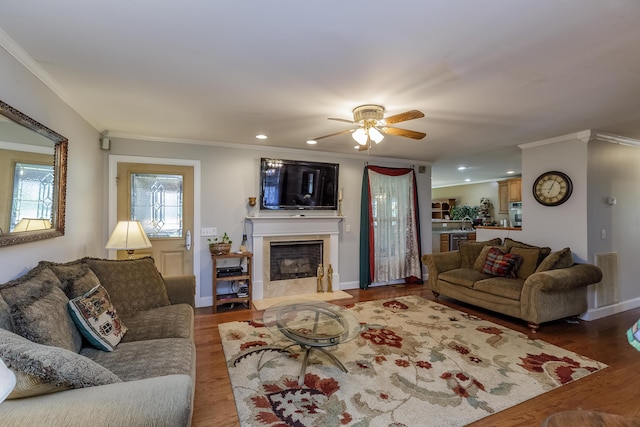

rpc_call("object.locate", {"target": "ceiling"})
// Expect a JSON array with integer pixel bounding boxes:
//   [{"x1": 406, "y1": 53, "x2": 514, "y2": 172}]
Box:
[{"x1": 1, "y1": 1, "x2": 640, "y2": 187}]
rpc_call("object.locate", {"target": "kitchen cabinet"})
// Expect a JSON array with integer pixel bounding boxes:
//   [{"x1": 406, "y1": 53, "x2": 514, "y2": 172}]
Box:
[
  {"x1": 508, "y1": 178, "x2": 522, "y2": 202},
  {"x1": 498, "y1": 178, "x2": 522, "y2": 213},
  {"x1": 438, "y1": 232, "x2": 477, "y2": 252},
  {"x1": 498, "y1": 181, "x2": 509, "y2": 214}
]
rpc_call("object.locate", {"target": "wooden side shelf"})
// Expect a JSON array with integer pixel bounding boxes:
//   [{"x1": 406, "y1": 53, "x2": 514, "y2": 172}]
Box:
[{"x1": 211, "y1": 252, "x2": 252, "y2": 313}]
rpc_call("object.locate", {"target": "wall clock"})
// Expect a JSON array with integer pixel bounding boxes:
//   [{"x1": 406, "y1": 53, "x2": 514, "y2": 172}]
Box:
[{"x1": 532, "y1": 171, "x2": 573, "y2": 206}]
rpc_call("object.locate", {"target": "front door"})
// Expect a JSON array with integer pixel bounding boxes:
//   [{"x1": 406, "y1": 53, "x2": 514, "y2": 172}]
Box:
[{"x1": 116, "y1": 162, "x2": 194, "y2": 276}]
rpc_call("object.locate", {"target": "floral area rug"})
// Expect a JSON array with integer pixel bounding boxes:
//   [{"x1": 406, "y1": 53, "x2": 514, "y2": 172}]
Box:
[{"x1": 218, "y1": 295, "x2": 606, "y2": 427}]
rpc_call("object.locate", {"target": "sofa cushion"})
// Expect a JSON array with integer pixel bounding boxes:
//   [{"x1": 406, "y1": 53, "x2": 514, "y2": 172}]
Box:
[
  {"x1": 474, "y1": 277, "x2": 525, "y2": 301},
  {"x1": 535, "y1": 247, "x2": 574, "y2": 272},
  {"x1": 481, "y1": 247, "x2": 523, "y2": 278},
  {"x1": 439, "y1": 268, "x2": 492, "y2": 289},
  {"x1": 0, "y1": 295, "x2": 12, "y2": 332},
  {"x1": 41, "y1": 261, "x2": 101, "y2": 299},
  {"x1": 80, "y1": 337, "x2": 194, "y2": 382},
  {"x1": 504, "y1": 238, "x2": 551, "y2": 265},
  {"x1": 82, "y1": 257, "x2": 171, "y2": 315},
  {"x1": 119, "y1": 304, "x2": 194, "y2": 343},
  {"x1": 508, "y1": 246, "x2": 541, "y2": 279},
  {"x1": 458, "y1": 238, "x2": 502, "y2": 269},
  {"x1": 68, "y1": 285, "x2": 128, "y2": 352},
  {"x1": 0, "y1": 266, "x2": 82, "y2": 353},
  {"x1": 473, "y1": 245, "x2": 509, "y2": 271},
  {"x1": 0, "y1": 328, "x2": 121, "y2": 399}
]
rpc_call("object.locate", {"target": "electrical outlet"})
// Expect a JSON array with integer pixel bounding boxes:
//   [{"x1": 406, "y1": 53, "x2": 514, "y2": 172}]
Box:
[
  {"x1": 201, "y1": 227, "x2": 217, "y2": 237},
  {"x1": 345, "y1": 224, "x2": 351, "y2": 232},
  {"x1": 601, "y1": 229, "x2": 606, "y2": 240}
]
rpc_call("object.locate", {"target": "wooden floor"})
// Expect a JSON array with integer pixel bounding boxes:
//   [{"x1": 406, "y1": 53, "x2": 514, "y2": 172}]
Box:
[{"x1": 192, "y1": 285, "x2": 640, "y2": 427}]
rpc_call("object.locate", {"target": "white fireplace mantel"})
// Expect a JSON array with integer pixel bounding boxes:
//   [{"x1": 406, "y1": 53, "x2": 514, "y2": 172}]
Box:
[{"x1": 246, "y1": 216, "x2": 343, "y2": 300}]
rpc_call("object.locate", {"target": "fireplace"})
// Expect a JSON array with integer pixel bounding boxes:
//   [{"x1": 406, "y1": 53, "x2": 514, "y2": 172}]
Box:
[
  {"x1": 246, "y1": 216, "x2": 342, "y2": 300},
  {"x1": 270, "y1": 240, "x2": 323, "y2": 281}
]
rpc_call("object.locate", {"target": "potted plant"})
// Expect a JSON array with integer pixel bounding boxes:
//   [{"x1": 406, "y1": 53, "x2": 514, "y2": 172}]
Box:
[{"x1": 208, "y1": 232, "x2": 232, "y2": 255}]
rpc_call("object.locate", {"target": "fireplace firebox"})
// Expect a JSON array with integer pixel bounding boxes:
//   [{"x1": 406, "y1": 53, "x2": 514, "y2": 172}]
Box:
[{"x1": 270, "y1": 240, "x2": 323, "y2": 281}]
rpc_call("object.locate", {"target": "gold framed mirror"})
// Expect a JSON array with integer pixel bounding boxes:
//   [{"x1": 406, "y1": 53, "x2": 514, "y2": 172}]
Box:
[{"x1": 0, "y1": 99, "x2": 67, "y2": 247}]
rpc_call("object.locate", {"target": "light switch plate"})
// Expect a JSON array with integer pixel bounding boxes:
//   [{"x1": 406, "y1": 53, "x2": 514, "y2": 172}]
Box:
[{"x1": 201, "y1": 227, "x2": 217, "y2": 237}]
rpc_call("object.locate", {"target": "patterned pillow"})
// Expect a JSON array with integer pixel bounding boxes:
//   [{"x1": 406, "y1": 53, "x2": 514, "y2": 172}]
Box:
[
  {"x1": 68, "y1": 285, "x2": 128, "y2": 352},
  {"x1": 481, "y1": 248, "x2": 523, "y2": 278}
]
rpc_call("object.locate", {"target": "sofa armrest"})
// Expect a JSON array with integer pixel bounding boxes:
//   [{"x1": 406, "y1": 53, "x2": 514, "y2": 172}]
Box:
[
  {"x1": 164, "y1": 275, "x2": 196, "y2": 308},
  {"x1": 523, "y1": 263, "x2": 603, "y2": 293},
  {"x1": 422, "y1": 251, "x2": 462, "y2": 289},
  {"x1": 0, "y1": 375, "x2": 193, "y2": 427}
]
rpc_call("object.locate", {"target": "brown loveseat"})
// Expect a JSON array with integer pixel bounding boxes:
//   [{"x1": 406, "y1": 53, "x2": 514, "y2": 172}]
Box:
[
  {"x1": 0, "y1": 257, "x2": 196, "y2": 427},
  {"x1": 422, "y1": 238, "x2": 602, "y2": 333}
]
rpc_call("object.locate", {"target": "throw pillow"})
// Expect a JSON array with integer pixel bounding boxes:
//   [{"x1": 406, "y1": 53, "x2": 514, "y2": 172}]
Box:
[
  {"x1": 0, "y1": 265, "x2": 82, "y2": 353},
  {"x1": 458, "y1": 238, "x2": 503, "y2": 269},
  {"x1": 473, "y1": 245, "x2": 509, "y2": 272},
  {"x1": 0, "y1": 328, "x2": 121, "y2": 399},
  {"x1": 504, "y1": 237, "x2": 552, "y2": 265},
  {"x1": 535, "y1": 247, "x2": 574, "y2": 272},
  {"x1": 481, "y1": 247, "x2": 523, "y2": 278},
  {"x1": 68, "y1": 285, "x2": 128, "y2": 352},
  {"x1": 40, "y1": 261, "x2": 101, "y2": 299},
  {"x1": 82, "y1": 257, "x2": 171, "y2": 315},
  {"x1": 508, "y1": 246, "x2": 541, "y2": 279}
]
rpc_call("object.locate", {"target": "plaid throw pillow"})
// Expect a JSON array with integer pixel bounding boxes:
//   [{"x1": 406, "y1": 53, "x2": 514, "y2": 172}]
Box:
[{"x1": 481, "y1": 247, "x2": 523, "y2": 278}]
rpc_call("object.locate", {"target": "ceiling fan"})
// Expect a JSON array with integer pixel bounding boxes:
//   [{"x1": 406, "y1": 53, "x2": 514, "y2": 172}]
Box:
[{"x1": 308, "y1": 104, "x2": 426, "y2": 151}]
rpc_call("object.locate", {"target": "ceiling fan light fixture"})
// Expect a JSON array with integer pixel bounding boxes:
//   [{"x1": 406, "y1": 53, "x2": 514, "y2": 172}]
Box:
[
  {"x1": 369, "y1": 127, "x2": 384, "y2": 143},
  {"x1": 352, "y1": 128, "x2": 368, "y2": 145}
]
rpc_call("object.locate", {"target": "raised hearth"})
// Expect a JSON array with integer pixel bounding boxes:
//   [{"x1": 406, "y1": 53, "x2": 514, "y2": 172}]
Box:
[{"x1": 246, "y1": 216, "x2": 342, "y2": 300}]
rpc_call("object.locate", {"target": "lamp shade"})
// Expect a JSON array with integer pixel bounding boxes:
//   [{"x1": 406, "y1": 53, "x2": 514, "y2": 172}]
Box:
[
  {"x1": 13, "y1": 218, "x2": 52, "y2": 232},
  {"x1": 105, "y1": 221, "x2": 152, "y2": 250},
  {"x1": 0, "y1": 358, "x2": 16, "y2": 403},
  {"x1": 369, "y1": 127, "x2": 384, "y2": 143},
  {"x1": 352, "y1": 128, "x2": 368, "y2": 145}
]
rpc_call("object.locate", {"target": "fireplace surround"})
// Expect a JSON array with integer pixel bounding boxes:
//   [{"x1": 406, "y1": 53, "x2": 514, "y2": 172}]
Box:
[{"x1": 246, "y1": 216, "x2": 342, "y2": 300}]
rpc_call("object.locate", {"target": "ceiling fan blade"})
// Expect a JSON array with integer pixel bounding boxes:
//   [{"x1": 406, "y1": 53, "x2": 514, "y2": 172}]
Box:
[
  {"x1": 328, "y1": 117, "x2": 355, "y2": 124},
  {"x1": 383, "y1": 110, "x2": 425, "y2": 125},
  {"x1": 382, "y1": 126, "x2": 426, "y2": 140},
  {"x1": 309, "y1": 128, "x2": 354, "y2": 141}
]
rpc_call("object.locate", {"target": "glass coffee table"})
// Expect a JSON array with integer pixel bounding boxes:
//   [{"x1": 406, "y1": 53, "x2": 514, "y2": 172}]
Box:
[{"x1": 262, "y1": 300, "x2": 362, "y2": 385}]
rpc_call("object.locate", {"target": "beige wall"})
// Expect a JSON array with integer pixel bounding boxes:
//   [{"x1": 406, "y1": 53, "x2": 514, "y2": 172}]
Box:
[{"x1": 0, "y1": 46, "x2": 105, "y2": 282}]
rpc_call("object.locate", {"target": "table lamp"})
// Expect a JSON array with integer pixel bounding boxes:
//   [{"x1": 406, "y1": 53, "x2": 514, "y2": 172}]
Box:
[
  {"x1": 105, "y1": 221, "x2": 152, "y2": 259},
  {"x1": 13, "y1": 218, "x2": 52, "y2": 232}
]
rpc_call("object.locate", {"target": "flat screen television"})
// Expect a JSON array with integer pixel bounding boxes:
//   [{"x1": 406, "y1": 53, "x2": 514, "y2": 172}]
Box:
[{"x1": 260, "y1": 158, "x2": 339, "y2": 210}]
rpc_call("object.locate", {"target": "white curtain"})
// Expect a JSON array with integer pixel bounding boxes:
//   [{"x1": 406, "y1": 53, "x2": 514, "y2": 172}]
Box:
[{"x1": 368, "y1": 169, "x2": 421, "y2": 283}]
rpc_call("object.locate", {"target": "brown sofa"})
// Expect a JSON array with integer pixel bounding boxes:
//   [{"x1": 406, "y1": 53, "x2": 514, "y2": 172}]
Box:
[
  {"x1": 0, "y1": 257, "x2": 196, "y2": 427},
  {"x1": 422, "y1": 238, "x2": 603, "y2": 333}
]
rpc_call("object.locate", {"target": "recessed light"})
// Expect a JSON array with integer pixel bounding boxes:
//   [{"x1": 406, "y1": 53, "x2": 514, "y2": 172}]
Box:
[
  {"x1": 507, "y1": 170, "x2": 515, "y2": 174},
  {"x1": 465, "y1": 178, "x2": 471, "y2": 182},
  {"x1": 458, "y1": 166, "x2": 467, "y2": 170},
  {"x1": 306, "y1": 140, "x2": 317, "y2": 145},
  {"x1": 255, "y1": 134, "x2": 268, "y2": 140}
]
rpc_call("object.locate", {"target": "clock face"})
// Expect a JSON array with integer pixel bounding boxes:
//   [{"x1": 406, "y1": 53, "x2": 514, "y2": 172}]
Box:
[{"x1": 533, "y1": 171, "x2": 573, "y2": 206}]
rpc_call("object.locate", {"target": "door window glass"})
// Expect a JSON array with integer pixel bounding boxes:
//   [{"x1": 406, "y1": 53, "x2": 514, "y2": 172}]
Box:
[
  {"x1": 10, "y1": 162, "x2": 54, "y2": 231},
  {"x1": 131, "y1": 173, "x2": 183, "y2": 237}
]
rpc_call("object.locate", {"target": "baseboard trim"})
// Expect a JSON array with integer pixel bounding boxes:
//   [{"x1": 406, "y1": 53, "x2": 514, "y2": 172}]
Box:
[{"x1": 580, "y1": 297, "x2": 640, "y2": 321}]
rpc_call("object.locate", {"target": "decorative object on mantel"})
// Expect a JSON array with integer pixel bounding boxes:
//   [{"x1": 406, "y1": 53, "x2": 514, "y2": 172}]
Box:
[
  {"x1": 105, "y1": 220, "x2": 152, "y2": 259},
  {"x1": 338, "y1": 188, "x2": 343, "y2": 216},
  {"x1": 247, "y1": 196, "x2": 257, "y2": 217},
  {"x1": 327, "y1": 264, "x2": 333, "y2": 292},
  {"x1": 316, "y1": 263, "x2": 324, "y2": 292},
  {"x1": 208, "y1": 232, "x2": 232, "y2": 255}
]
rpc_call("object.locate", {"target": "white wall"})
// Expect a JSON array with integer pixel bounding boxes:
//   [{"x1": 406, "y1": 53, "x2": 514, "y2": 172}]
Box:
[
  {"x1": 587, "y1": 137, "x2": 640, "y2": 314},
  {"x1": 0, "y1": 46, "x2": 105, "y2": 282},
  {"x1": 108, "y1": 137, "x2": 432, "y2": 305}
]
